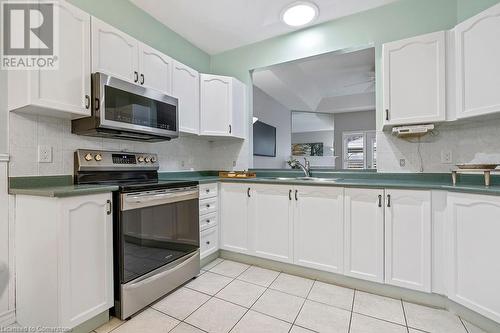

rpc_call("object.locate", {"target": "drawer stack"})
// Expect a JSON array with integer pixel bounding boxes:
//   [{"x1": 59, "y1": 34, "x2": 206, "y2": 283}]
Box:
[{"x1": 199, "y1": 183, "x2": 219, "y2": 259}]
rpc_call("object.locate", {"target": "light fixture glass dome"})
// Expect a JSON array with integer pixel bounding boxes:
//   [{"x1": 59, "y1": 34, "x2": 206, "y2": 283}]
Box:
[{"x1": 281, "y1": 1, "x2": 319, "y2": 27}]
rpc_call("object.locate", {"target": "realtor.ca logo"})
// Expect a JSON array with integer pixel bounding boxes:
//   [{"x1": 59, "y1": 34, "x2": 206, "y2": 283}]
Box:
[{"x1": 1, "y1": 1, "x2": 59, "y2": 70}]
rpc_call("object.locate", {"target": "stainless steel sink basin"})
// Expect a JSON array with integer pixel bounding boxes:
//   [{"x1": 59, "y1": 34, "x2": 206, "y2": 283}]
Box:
[{"x1": 265, "y1": 177, "x2": 340, "y2": 182}]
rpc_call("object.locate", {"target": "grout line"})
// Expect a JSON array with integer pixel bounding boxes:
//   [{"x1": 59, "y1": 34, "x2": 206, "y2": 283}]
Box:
[
  {"x1": 348, "y1": 290, "x2": 356, "y2": 333},
  {"x1": 288, "y1": 278, "x2": 315, "y2": 332},
  {"x1": 226, "y1": 266, "x2": 283, "y2": 332},
  {"x1": 459, "y1": 317, "x2": 471, "y2": 333},
  {"x1": 401, "y1": 299, "x2": 410, "y2": 333}
]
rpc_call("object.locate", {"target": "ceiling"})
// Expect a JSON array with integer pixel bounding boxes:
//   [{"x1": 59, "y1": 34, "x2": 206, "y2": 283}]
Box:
[
  {"x1": 131, "y1": 0, "x2": 397, "y2": 55},
  {"x1": 253, "y1": 47, "x2": 376, "y2": 114}
]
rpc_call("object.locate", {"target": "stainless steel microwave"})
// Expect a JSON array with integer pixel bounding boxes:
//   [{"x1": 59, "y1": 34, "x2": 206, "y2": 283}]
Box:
[{"x1": 72, "y1": 73, "x2": 179, "y2": 142}]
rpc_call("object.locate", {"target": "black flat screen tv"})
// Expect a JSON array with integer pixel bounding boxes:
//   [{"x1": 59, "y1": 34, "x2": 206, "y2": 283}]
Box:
[{"x1": 253, "y1": 121, "x2": 276, "y2": 157}]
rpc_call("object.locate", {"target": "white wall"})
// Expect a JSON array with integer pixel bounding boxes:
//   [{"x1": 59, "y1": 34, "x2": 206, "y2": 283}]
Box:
[
  {"x1": 377, "y1": 116, "x2": 500, "y2": 173},
  {"x1": 252, "y1": 87, "x2": 291, "y2": 169}
]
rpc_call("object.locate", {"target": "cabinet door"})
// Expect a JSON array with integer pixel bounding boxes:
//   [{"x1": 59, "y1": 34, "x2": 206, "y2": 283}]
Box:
[
  {"x1": 251, "y1": 184, "x2": 293, "y2": 263},
  {"x1": 220, "y1": 183, "x2": 250, "y2": 254},
  {"x1": 294, "y1": 186, "x2": 344, "y2": 273},
  {"x1": 138, "y1": 43, "x2": 173, "y2": 94},
  {"x1": 92, "y1": 18, "x2": 138, "y2": 83},
  {"x1": 230, "y1": 79, "x2": 246, "y2": 139},
  {"x1": 344, "y1": 188, "x2": 384, "y2": 282},
  {"x1": 385, "y1": 189, "x2": 431, "y2": 292},
  {"x1": 383, "y1": 31, "x2": 446, "y2": 125},
  {"x1": 59, "y1": 194, "x2": 113, "y2": 327},
  {"x1": 446, "y1": 193, "x2": 500, "y2": 323},
  {"x1": 200, "y1": 74, "x2": 232, "y2": 136},
  {"x1": 455, "y1": 3, "x2": 500, "y2": 119},
  {"x1": 32, "y1": 1, "x2": 91, "y2": 117},
  {"x1": 173, "y1": 61, "x2": 200, "y2": 134}
]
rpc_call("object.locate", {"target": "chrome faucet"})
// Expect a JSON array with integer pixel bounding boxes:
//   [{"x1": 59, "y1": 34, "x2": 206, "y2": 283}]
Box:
[{"x1": 288, "y1": 158, "x2": 311, "y2": 177}]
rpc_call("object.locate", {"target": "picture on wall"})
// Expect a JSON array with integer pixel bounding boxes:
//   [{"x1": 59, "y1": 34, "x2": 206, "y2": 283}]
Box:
[{"x1": 292, "y1": 143, "x2": 324, "y2": 156}]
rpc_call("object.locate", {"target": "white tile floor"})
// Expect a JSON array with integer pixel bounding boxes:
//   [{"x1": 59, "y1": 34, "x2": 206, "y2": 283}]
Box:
[
  {"x1": 6, "y1": 258, "x2": 488, "y2": 333},
  {"x1": 87, "y1": 258, "x2": 490, "y2": 333}
]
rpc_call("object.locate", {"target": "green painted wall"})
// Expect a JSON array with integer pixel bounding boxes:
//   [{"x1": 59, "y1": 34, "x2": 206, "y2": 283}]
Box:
[
  {"x1": 210, "y1": 0, "x2": 459, "y2": 131},
  {"x1": 68, "y1": 0, "x2": 210, "y2": 72},
  {"x1": 457, "y1": 0, "x2": 500, "y2": 22},
  {"x1": 210, "y1": 0, "x2": 500, "y2": 133}
]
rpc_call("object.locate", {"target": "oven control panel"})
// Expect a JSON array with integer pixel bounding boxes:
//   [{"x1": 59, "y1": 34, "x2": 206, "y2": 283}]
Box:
[{"x1": 75, "y1": 150, "x2": 159, "y2": 171}]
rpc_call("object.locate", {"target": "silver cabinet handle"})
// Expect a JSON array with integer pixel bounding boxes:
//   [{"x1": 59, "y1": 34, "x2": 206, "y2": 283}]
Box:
[
  {"x1": 247, "y1": 187, "x2": 251, "y2": 198},
  {"x1": 289, "y1": 189, "x2": 292, "y2": 201},
  {"x1": 378, "y1": 195, "x2": 382, "y2": 207},
  {"x1": 140, "y1": 73, "x2": 145, "y2": 85},
  {"x1": 387, "y1": 194, "x2": 391, "y2": 207},
  {"x1": 206, "y1": 189, "x2": 210, "y2": 193},
  {"x1": 229, "y1": 125, "x2": 232, "y2": 134},
  {"x1": 134, "y1": 71, "x2": 138, "y2": 83},
  {"x1": 295, "y1": 190, "x2": 298, "y2": 201},
  {"x1": 85, "y1": 95, "x2": 90, "y2": 109},
  {"x1": 106, "y1": 200, "x2": 112, "y2": 215},
  {"x1": 385, "y1": 109, "x2": 390, "y2": 121},
  {"x1": 206, "y1": 241, "x2": 210, "y2": 245}
]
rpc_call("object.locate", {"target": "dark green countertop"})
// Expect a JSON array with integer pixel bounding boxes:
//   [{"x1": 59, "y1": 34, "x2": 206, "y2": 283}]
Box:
[
  {"x1": 9, "y1": 176, "x2": 120, "y2": 198},
  {"x1": 9, "y1": 170, "x2": 500, "y2": 197}
]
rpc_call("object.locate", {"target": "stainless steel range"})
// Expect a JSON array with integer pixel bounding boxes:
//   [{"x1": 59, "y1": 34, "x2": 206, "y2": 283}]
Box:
[{"x1": 74, "y1": 150, "x2": 200, "y2": 320}]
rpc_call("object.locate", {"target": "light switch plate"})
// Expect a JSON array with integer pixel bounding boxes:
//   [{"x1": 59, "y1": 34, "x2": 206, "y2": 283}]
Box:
[{"x1": 38, "y1": 145, "x2": 52, "y2": 163}]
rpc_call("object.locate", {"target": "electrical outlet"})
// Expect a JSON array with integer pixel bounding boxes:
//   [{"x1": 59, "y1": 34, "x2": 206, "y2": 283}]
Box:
[
  {"x1": 399, "y1": 159, "x2": 406, "y2": 167},
  {"x1": 441, "y1": 150, "x2": 453, "y2": 164},
  {"x1": 38, "y1": 145, "x2": 52, "y2": 163}
]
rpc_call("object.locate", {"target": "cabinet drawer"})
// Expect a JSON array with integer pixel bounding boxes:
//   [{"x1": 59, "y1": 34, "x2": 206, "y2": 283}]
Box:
[
  {"x1": 199, "y1": 197, "x2": 217, "y2": 215},
  {"x1": 200, "y1": 213, "x2": 218, "y2": 231},
  {"x1": 200, "y1": 226, "x2": 218, "y2": 259},
  {"x1": 199, "y1": 183, "x2": 218, "y2": 200}
]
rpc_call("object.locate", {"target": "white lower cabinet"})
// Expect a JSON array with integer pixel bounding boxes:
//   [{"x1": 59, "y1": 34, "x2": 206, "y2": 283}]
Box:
[
  {"x1": 385, "y1": 189, "x2": 432, "y2": 292},
  {"x1": 344, "y1": 188, "x2": 385, "y2": 283},
  {"x1": 15, "y1": 193, "x2": 113, "y2": 329},
  {"x1": 252, "y1": 184, "x2": 293, "y2": 263},
  {"x1": 199, "y1": 183, "x2": 219, "y2": 259},
  {"x1": 294, "y1": 186, "x2": 344, "y2": 273},
  {"x1": 446, "y1": 193, "x2": 500, "y2": 323},
  {"x1": 219, "y1": 183, "x2": 251, "y2": 254}
]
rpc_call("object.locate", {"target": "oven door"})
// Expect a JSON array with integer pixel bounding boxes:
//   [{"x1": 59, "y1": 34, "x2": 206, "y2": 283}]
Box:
[
  {"x1": 119, "y1": 187, "x2": 199, "y2": 284},
  {"x1": 94, "y1": 72, "x2": 179, "y2": 139}
]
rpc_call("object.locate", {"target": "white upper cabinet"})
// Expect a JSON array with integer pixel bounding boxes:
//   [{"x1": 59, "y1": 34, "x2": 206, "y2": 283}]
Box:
[
  {"x1": 344, "y1": 188, "x2": 385, "y2": 283},
  {"x1": 219, "y1": 183, "x2": 251, "y2": 254},
  {"x1": 200, "y1": 74, "x2": 246, "y2": 139},
  {"x1": 446, "y1": 193, "x2": 500, "y2": 323},
  {"x1": 92, "y1": 17, "x2": 139, "y2": 83},
  {"x1": 383, "y1": 31, "x2": 446, "y2": 125},
  {"x1": 251, "y1": 184, "x2": 293, "y2": 263},
  {"x1": 139, "y1": 43, "x2": 173, "y2": 94},
  {"x1": 173, "y1": 61, "x2": 200, "y2": 134},
  {"x1": 293, "y1": 186, "x2": 344, "y2": 274},
  {"x1": 8, "y1": 0, "x2": 91, "y2": 119},
  {"x1": 385, "y1": 189, "x2": 431, "y2": 292},
  {"x1": 455, "y1": 3, "x2": 500, "y2": 119}
]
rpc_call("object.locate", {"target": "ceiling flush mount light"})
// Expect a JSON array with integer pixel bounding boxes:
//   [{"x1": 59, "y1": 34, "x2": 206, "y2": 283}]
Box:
[{"x1": 281, "y1": 1, "x2": 319, "y2": 27}]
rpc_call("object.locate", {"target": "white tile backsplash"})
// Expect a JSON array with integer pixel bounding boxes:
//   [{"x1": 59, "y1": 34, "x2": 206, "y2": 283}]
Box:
[
  {"x1": 377, "y1": 117, "x2": 500, "y2": 173},
  {"x1": 10, "y1": 112, "x2": 500, "y2": 176},
  {"x1": 8, "y1": 113, "x2": 247, "y2": 177}
]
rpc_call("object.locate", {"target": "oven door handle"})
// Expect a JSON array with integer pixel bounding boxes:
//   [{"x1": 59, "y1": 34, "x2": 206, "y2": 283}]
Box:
[{"x1": 122, "y1": 190, "x2": 198, "y2": 210}]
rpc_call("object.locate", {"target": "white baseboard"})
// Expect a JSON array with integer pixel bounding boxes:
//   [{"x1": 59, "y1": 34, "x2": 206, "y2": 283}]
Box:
[{"x1": 0, "y1": 309, "x2": 15, "y2": 327}]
